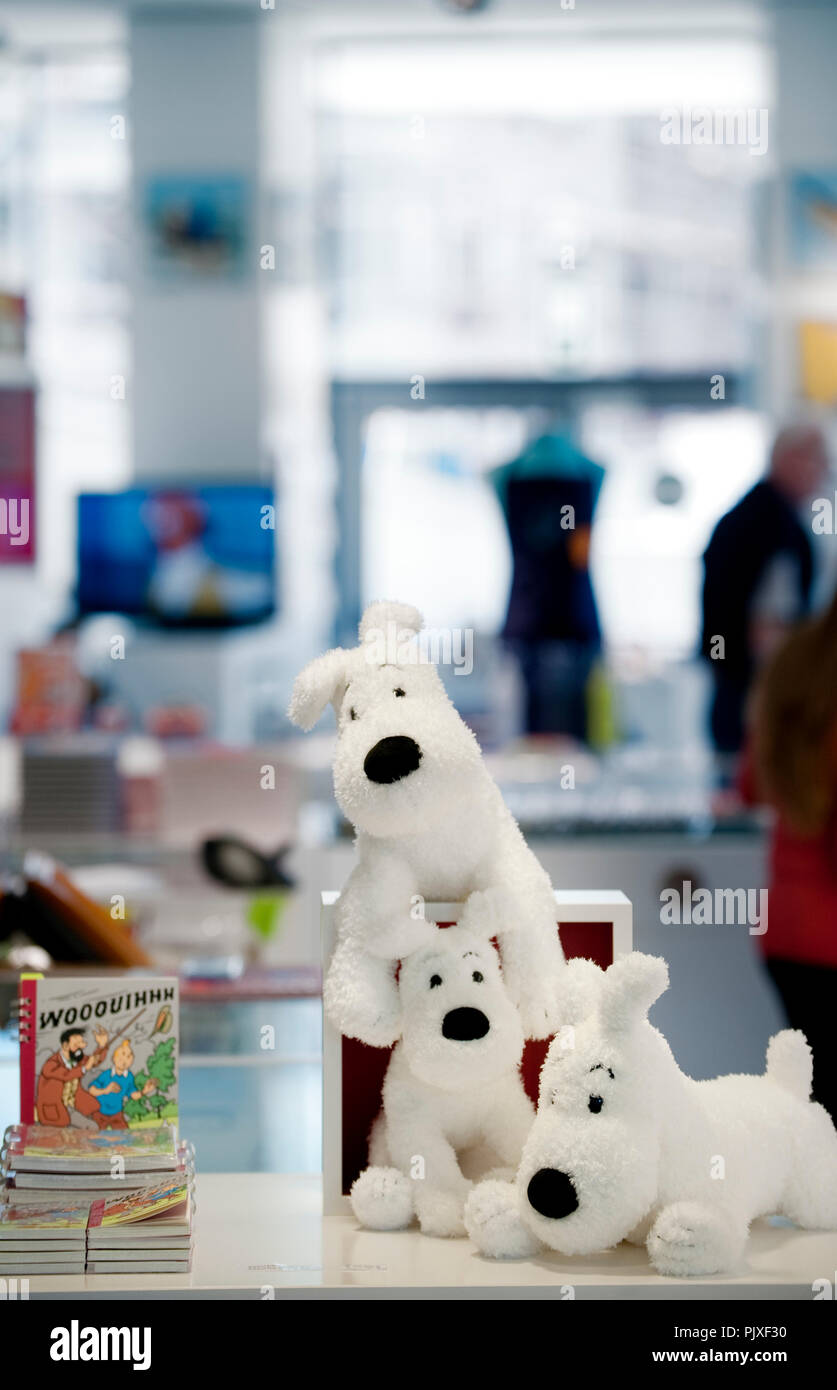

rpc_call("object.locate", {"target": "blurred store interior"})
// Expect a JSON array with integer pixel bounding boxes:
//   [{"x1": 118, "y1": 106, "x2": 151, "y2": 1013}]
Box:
[{"x1": 0, "y1": 0, "x2": 836, "y2": 1167}]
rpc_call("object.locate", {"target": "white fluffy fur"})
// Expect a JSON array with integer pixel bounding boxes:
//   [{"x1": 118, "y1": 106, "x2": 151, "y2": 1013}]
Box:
[
  {"x1": 350, "y1": 924, "x2": 534, "y2": 1238},
  {"x1": 289, "y1": 600, "x2": 571, "y2": 1044},
  {"x1": 465, "y1": 952, "x2": 837, "y2": 1275}
]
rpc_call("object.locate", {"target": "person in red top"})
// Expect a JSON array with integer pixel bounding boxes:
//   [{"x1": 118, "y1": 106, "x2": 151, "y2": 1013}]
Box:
[
  {"x1": 36, "y1": 1026, "x2": 110, "y2": 1128},
  {"x1": 740, "y1": 586, "x2": 837, "y2": 1120}
]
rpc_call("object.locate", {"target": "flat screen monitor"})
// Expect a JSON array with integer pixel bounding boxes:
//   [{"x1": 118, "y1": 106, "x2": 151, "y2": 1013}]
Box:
[{"x1": 77, "y1": 485, "x2": 276, "y2": 627}]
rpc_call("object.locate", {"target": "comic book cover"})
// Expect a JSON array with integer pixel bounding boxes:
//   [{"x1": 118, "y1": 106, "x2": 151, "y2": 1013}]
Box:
[
  {"x1": 0, "y1": 1200, "x2": 89, "y2": 1238},
  {"x1": 93, "y1": 1179, "x2": 190, "y2": 1230},
  {"x1": 6, "y1": 1138, "x2": 192, "y2": 1193},
  {"x1": 0, "y1": 1181, "x2": 190, "y2": 1242},
  {"x1": 17, "y1": 976, "x2": 179, "y2": 1133},
  {"x1": 3, "y1": 1123, "x2": 179, "y2": 1172}
]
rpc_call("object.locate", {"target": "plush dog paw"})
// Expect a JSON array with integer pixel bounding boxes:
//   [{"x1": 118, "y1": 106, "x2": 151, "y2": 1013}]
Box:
[
  {"x1": 487, "y1": 912, "x2": 564, "y2": 1039},
  {"x1": 414, "y1": 1187, "x2": 469, "y2": 1239},
  {"x1": 464, "y1": 1180, "x2": 541, "y2": 1258},
  {"x1": 458, "y1": 889, "x2": 506, "y2": 939},
  {"x1": 365, "y1": 914, "x2": 436, "y2": 961},
  {"x1": 324, "y1": 989, "x2": 402, "y2": 1048},
  {"x1": 323, "y1": 949, "x2": 403, "y2": 1046},
  {"x1": 515, "y1": 996, "x2": 558, "y2": 1042},
  {"x1": 647, "y1": 1202, "x2": 742, "y2": 1277},
  {"x1": 350, "y1": 1167, "x2": 414, "y2": 1231}
]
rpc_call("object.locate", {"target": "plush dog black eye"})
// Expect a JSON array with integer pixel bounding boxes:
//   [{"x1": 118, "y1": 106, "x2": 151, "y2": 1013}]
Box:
[
  {"x1": 472, "y1": 970, "x2": 483, "y2": 983},
  {"x1": 588, "y1": 1095, "x2": 604, "y2": 1113},
  {"x1": 430, "y1": 974, "x2": 442, "y2": 988},
  {"x1": 349, "y1": 707, "x2": 357, "y2": 721},
  {"x1": 393, "y1": 687, "x2": 405, "y2": 697}
]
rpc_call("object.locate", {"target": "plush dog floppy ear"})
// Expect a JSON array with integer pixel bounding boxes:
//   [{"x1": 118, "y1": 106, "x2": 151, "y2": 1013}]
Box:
[
  {"x1": 558, "y1": 956, "x2": 605, "y2": 1025},
  {"x1": 289, "y1": 600, "x2": 424, "y2": 731},
  {"x1": 600, "y1": 952, "x2": 669, "y2": 1036},
  {"x1": 456, "y1": 890, "x2": 508, "y2": 941},
  {"x1": 288, "y1": 647, "x2": 353, "y2": 731}
]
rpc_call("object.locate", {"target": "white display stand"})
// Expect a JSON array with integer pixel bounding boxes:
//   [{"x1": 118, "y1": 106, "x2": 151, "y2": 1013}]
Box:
[
  {"x1": 15, "y1": 1173, "x2": 836, "y2": 1300},
  {"x1": 321, "y1": 888, "x2": 633, "y2": 1214}
]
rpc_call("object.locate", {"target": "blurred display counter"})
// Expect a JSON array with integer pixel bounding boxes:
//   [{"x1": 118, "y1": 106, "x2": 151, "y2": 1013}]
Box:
[{"x1": 485, "y1": 740, "x2": 766, "y2": 839}]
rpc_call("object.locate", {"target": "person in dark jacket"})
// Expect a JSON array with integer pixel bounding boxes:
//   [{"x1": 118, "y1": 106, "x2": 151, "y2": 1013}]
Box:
[{"x1": 701, "y1": 424, "x2": 828, "y2": 754}]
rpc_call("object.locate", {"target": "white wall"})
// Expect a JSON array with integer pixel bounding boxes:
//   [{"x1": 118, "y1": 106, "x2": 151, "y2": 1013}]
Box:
[
  {"x1": 766, "y1": 5, "x2": 837, "y2": 423},
  {"x1": 130, "y1": 9, "x2": 263, "y2": 481}
]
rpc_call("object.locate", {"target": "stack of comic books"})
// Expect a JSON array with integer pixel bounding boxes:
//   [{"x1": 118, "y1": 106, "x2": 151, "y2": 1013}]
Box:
[
  {"x1": 0, "y1": 1124, "x2": 194, "y2": 1274},
  {"x1": 85, "y1": 1178, "x2": 193, "y2": 1274},
  {"x1": 0, "y1": 1199, "x2": 87, "y2": 1275}
]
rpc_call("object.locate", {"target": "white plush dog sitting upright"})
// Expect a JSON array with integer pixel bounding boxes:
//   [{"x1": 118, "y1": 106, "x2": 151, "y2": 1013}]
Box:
[
  {"x1": 465, "y1": 952, "x2": 837, "y2": 1275},
  {"x1": 350, "y1": 923, "x2": 535, "y2": 1238},
  {"x1": 289, "y1": 600, "x2": 568, "y2": 1044}
]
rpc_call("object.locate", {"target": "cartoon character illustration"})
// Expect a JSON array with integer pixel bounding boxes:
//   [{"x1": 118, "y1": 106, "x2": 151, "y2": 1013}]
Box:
[
  {"x1": 87, "y1": 1038, "x2": 157, "y2": 1130},
  {"x1": 35, "y1": 1027, "x2": 110, "y2": 1128},
  {"x1": 143, "y1": 491, "x2": 271, "y2": 621}
]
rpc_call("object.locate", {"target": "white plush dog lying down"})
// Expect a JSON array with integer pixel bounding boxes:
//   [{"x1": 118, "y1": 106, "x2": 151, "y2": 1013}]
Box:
[
  {"x1": 465, "y1": 952, "x2": 837, "y2": 1276},
  {"x1": 289, "y1": 600, "x2": 569, "y2": 1044},
  {"x1": 350, "y1": 923, "x2": 535, "y2": 1237}
]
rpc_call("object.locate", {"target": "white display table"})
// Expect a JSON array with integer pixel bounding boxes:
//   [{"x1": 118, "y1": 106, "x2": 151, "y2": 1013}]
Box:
[{"x1": 15, "y1": 1174, "x2": 837, "y2": 1300}]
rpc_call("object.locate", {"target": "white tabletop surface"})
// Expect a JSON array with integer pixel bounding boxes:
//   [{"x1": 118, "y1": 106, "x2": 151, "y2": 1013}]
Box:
[{"x1": 15, "y1": 1174, "x2": 837, "y2": 1299}]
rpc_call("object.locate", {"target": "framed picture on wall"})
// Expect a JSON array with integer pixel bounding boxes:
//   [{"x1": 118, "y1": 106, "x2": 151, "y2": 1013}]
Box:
[{"x1": 144, "y1": 173, "x2": 251, "y2": 281}]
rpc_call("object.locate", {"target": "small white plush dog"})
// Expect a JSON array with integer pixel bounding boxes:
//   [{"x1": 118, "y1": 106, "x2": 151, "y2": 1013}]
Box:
[
  {"x1": 465, "y1": 952, "x2": 837, "y2": 1275},
  {"x1": 349, "y1": 923, "x2": 535, "y2": 1238},
  {"x1": 289, "y1": 600, "x2": 569, "y2": 1044}
]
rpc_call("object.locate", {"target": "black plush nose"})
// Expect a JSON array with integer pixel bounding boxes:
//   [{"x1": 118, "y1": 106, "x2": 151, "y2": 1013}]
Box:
[
  {"x1": 363, "y1": 736, "x2": 422, "y2": 784},
  {"x1": 442, "y1": 1007, "x2": 490, "y2": 1041},
  {"x1": 527, "y1": 1169, "x2": 579, "y2": 1220}
]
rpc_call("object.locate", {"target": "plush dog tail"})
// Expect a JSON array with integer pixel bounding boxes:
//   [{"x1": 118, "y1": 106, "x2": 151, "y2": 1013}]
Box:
[{"x1": 765, "y1": 1030, "x2": 813, "y2": 1101}]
